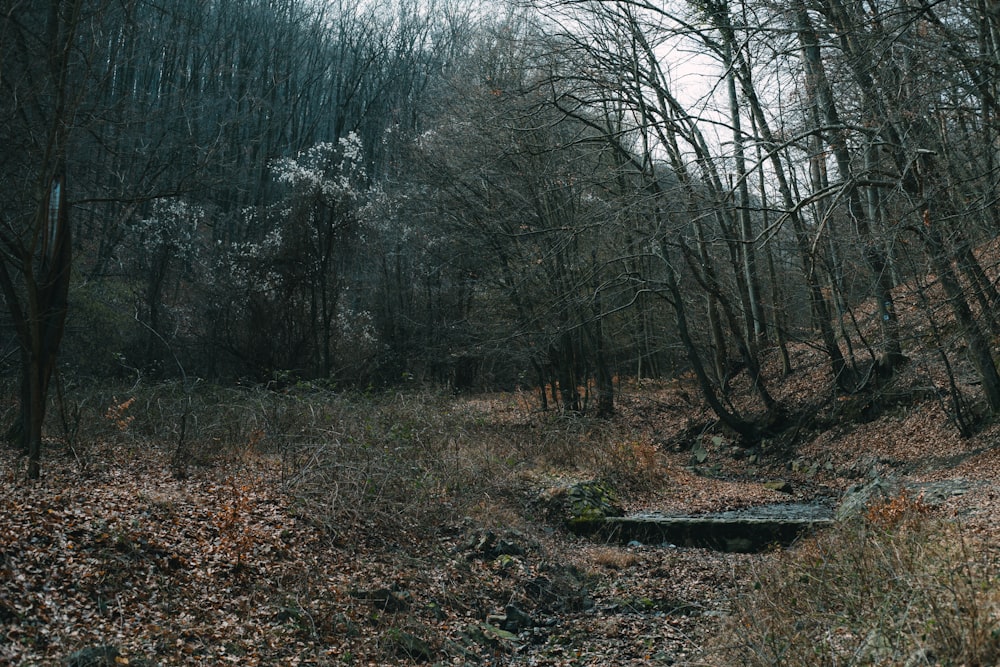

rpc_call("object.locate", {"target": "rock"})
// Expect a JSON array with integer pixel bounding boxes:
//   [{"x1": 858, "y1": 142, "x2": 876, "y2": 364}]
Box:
[
  {"x1": 535, "y1": 481, "x2": 624, "y2": 534},
  {"x1": 496, "y1": 539, "x2": 525, "y2": 557},
  {"x1": 495, "y1": 553, "x2": 519, "y2": 570},
  {"x1": 461, "y1": 622, "x2": 517, "y2": 653},
  {"x1": 462, "y1": 530, "x2": 497, "y2": 558},
  {"x1": 837, "y1": 476, "x2": 979, "y2": 522},
  {"x1": 65, "y1": 646, "x2": 122, "y2": 667},
  {"x1": 387, "y1": 629, "x2": 434, "y2": 661},
  {"x1": 501, "y1": 604, "x2": 534, "y2": 633},
  {"x1": 764, "y1": 480, "x2": 793, "y2": 494},
  {"x1": 836, "y1": 476, "x2": 896, "y2": 521},
  {"x1": 460, "y1": 530, "x2": 526, "y2": 560},
  {"x1": 523, "y1": 564, "x2": 594, "y2": 612},
  {"x1": 479, "y1": 623, "x2": 518, "y2": 642},
  {"x1": 910, "y1": 478, "x2": 974, "y2": 504}
]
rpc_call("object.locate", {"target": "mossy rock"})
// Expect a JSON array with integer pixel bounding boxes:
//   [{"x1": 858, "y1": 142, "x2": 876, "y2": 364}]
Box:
[
  {"x1": 386, "y1": 629, "x2": 435, "y2": 661},
  {"x1": 536, "y1": 481, "x2": 624, "y2": 534}
]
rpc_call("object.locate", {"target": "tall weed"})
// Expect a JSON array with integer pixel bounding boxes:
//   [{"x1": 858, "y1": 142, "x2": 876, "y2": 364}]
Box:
[
  {"x1": 710, "y1": 492, "x2": 1000, "y2": 666},
  {"x1": 42, "y1": 382, "x2": 662, "y2": 541}
]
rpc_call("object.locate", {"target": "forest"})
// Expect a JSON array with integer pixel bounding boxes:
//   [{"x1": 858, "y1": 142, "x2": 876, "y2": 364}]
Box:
[
  {"x1": 5, "y1": 0, "x2": 1000, "y2": 664},
  {"x1": 3, "y1": 0, "x2": 1000, "y2": 465}
]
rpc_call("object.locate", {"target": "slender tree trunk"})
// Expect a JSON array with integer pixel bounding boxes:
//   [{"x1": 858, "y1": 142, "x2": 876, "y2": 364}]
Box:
[
  {"x1": 750, "y1": 108, "x2": 853, "y2": 388},
  {"x1": 953, "y1": 236, "x2": 1000, "y2": 332},
  {"x1": 765, "y1": 238, "x2": 793, "y2": 376},
  {"x1": 925, "y1": 223, "x2": 1000, "y2": 412},
  {"x1": 795, "y1": 1, "x2": 904, "y2": 373},
  {"x1": 659, "y1": 250, "x2": 768, "y2": 442},
  {"x1": 679, "y1": 235, "x2": 779, "y2": 411},
  {"x1": 920, "y1": 192, "x2": 1000, "y2": 413},
  {"x1": 2, "y1": 174, "x2": 72, "y2": 478},
  {"x1": 590, "y1": 268, "x2": 614, "y2": 417},
  {"x1": 722, "y1": 36, "x2": 766, "y2": 346},
  {"x1": 714, "y1": 3, "x2": 856, "y2": 390}
]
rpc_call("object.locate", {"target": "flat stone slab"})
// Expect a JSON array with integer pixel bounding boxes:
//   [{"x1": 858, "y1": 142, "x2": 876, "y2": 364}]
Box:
[{"x1": 602, "y1": 502, "x2": 834, "y2": 553}]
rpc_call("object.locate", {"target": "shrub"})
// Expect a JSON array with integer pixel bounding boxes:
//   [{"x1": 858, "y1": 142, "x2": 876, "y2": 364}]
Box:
[
  {"x1": 272, "y1": 389, "x2": 528, "y2": 541},
  {"x1": 42, "y1": 382, "x2": 661, "y2": 542},
  {"x1": 709, "y1": 491, "x2": 1000, "y2": 666}
]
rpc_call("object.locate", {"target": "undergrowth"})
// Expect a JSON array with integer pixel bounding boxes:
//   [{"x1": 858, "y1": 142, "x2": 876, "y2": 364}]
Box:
[
  {"x1": 46, "y1": 382, "x2": 667, "y2": 543},
  {"x1": 24, "y1": 381, "x2": 1000, "y2": 664},
  {"x1": 711, "y1": 491, "x2": 1000, "y2": 666}
]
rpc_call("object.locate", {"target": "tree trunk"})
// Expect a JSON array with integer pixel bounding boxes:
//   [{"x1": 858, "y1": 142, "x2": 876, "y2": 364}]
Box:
[
  {"x1": 721, "y1": 29, "x2": 766, "y2": 346},
  {"x1": 714, "y1": 3, "x2": 856, "y2": 391},
  {"x1": 660, "y1": 257, "x2": 768, "y2": 442},
  {"x1": 922, "y1": 209, "x2": 1000, "y2": 413},
  {"x1": 2, "y1": 174, "x2": 72, "y2": 478},
  {"x1": 794, "y1": 1, "x2": 904, "y2": 373}
]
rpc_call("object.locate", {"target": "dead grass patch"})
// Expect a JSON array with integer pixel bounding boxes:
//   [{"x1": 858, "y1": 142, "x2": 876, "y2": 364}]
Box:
[{"x1": 708, "y1": 492, "x2": 1000, "y2": 666}]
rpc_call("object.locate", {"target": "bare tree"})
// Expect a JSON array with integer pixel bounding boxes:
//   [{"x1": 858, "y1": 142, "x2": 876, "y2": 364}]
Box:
[{"x1": 0, "y1": 0, "x2": 83, "y2": 477}]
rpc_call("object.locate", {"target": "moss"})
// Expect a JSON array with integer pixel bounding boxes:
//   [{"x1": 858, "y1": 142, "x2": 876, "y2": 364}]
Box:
[{"x1": 563, "y1": 481, "x2": 624, "y2": 533}]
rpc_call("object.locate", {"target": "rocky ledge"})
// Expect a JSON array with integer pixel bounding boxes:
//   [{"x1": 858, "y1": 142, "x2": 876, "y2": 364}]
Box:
[{"x1": 601, "y1": 502, "x2": 834, "y2": 553}]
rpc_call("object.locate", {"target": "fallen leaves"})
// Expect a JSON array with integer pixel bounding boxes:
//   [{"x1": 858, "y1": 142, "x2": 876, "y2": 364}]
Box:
[
  {"x1": 0, "y1": 437, "x2": 759, "y2": 665},
  {"x1": 5, "y1": 296, "x2": 1000, "y2": 665},
  {"x1": 0, "y1": 455, "x2": 333, "y2": 664}
]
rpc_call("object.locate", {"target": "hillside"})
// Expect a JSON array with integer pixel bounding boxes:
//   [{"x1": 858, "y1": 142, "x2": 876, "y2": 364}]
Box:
[{"x1": 3, "y1": 331, "x2": 1000, "y2": 667}]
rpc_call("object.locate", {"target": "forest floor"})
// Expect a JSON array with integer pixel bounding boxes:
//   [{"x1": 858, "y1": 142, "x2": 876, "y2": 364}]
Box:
[{"x1": 4, "y1": 337, "x2": 1000, "y2": 665}]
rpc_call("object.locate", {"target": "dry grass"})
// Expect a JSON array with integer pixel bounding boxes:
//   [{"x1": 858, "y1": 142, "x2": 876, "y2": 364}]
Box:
[
  {"x1": 42, "y1": 382, "x2": 671, "y2": 542},
  {"x1": 585, "y1": 545, "x2": 643, "y2": 571},
  {"x1": 27, "y1": 379, "x2": 1000, "y2": 665},
  {"x1": 708, "y1": 492, "x2": 1000, "y2": 667}
]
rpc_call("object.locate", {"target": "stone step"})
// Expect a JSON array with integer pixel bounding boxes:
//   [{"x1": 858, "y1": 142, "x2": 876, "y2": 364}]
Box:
[{"x1": 601, "y1": 503, "x2": 834, "y2": 553}]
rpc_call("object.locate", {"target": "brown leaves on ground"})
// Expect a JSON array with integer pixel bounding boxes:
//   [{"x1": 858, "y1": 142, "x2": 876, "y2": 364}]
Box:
[
  {"x1": 5, "y1": 314, "x2": 1000, "y2": 665},
  {"x1": 0, "y1": 441, "x2": 743, "y2": 666},
  {"x1": 0, "y1": 454, "x2": 338, "y2": 665}
]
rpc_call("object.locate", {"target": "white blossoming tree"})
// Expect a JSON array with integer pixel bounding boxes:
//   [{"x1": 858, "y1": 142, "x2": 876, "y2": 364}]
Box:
[
  {"x1": 221, "y1": 134, "x2": 372, "y2": 379},
  {"x1": 129, "y1": 198, "x2": 206, "y2": 374}
]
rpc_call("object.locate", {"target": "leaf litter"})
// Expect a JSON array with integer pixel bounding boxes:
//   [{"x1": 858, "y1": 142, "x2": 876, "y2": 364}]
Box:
[{"x1": 4, "y1": 323, "x2": 1000, "y2": 664}]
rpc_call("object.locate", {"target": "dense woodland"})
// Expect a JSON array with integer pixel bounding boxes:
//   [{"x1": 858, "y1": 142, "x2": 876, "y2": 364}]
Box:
[{"x1": 3, "y1": 0, "x2": 1000, "y2": 475}]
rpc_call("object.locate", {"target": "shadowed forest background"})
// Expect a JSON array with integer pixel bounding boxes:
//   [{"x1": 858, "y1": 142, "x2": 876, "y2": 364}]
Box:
[{"x1": 3, "y1": 0, "x2": 1000, "y2": 468}]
